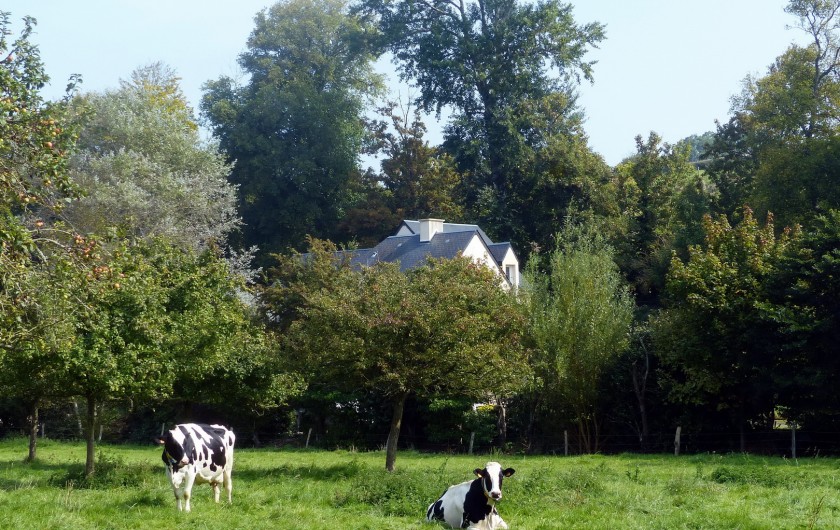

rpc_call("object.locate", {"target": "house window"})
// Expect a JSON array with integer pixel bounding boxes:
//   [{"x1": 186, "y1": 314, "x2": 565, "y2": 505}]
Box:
[{"x1": 505, "y1": 265, "x2": 515, "y2": 283}]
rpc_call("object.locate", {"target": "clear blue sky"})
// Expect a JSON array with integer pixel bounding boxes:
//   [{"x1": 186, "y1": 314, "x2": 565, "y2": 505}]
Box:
[{"x1": 7, "y1": 0, "x2": 807, "y2": 166}]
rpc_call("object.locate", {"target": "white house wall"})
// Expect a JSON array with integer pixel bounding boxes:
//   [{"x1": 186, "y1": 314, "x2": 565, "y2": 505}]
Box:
[
  {"x1": 499, "y1": 247, "x2": 519, "y2": 287},
  {"x1": 462, "y1": 235, "x2": 511, "y2": 288}
]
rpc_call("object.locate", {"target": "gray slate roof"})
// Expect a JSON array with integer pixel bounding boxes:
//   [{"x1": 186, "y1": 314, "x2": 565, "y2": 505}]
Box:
[{"x1": 342, "y1": 221, "x2": 515, "y2": 273}]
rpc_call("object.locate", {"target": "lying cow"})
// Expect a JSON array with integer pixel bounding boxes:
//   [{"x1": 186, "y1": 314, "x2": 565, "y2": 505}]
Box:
[
  {"x1": 155, "y1": 423, "x2": 235, "y2": 512},
  {"x1": 426, "y1": 462, "x2": 515, "y2": 529}
]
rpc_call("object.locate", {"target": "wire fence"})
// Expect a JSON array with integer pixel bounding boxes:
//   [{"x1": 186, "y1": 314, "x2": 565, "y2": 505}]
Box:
[{"x1": 3, "y1": 406, "x2": 839, "y2": 457}]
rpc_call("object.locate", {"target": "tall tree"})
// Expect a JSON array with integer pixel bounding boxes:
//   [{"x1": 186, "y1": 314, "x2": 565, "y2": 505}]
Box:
[
  {"x1": 522, "y1": 220, "x2": 633, "y2": 453},
  {"x1": 202, "y1": 0, "x2": 383, "y2": 262},
  {"x1": 0, "y1": 250, "x2": 80, "y2": 462},
  {"x1": 0, "y1": 12, "x2": 80, "y2": 461},
  {"x1": 653, "y1": 209, "x2": 795, "y2": 449},
  {"x1": 337, "y1": 102, "x2": 465, "y2": 247},
  {"x1": 63, "y1": 63, "x2": 239, "y2": 251},
  {"x1": 707, "y1": 1, "x2": 840, "y2": 226},
  {"x1": 274, "y1": 242, "x2": 528, "y2": 471},
  {"x1": 614, "y1": 133, "x2": 715, "y2": 304},
  {"x1": 765, "y1": 209, "x2": 840, "y2": 426},
  {"x1": 58, "y1": 237, "x2": 284, "y2": 476},
  {"x1": 376, "y1": 102, "x2": 465, "y2": 221},
  {"x1": 358, "y1": 0, "x2": 607, "y2": 255}
]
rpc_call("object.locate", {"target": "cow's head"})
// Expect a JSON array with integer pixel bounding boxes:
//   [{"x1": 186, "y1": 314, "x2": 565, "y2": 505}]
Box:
[
  {"x1": 155, "y1": 431, "x2": 189, "y2": 471},
  {"x1": 474, "y1": 461, "x2": 515, "y2": 501}
]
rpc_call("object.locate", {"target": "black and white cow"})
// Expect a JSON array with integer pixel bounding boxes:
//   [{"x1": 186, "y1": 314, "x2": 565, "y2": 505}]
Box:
[
  {"x1": 155, "y1": 423, "x2": 235, "y2": 512},
  {"x1": 426, "y1": 462, "x2": 516, "y2": 530}
]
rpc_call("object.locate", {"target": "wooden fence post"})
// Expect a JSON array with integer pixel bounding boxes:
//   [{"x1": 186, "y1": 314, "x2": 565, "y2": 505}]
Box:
[
  {"x1": 564, "y1": 430, "x2": 569, "y2": 456},
  {"x1": 468, "y1": 432, "x2": 475, "y2": 455},
  {"x1": 305, "y1": 427, "x2": 313, "y2": 448},
  {"x1": 674, "y1": 426, "x2": 682, "y2": 456},
  {"x1": 791, "y1": 423, "x2": 797, "y2": 459}
]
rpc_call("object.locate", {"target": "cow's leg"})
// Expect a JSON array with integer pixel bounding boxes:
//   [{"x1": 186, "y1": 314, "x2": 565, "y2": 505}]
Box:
[
  {"x1": 171, "y1": 484, "x2": 184, "y2": 511},
  {"x1": 223, "y1": 467, "x2": 233, "y2": 504},
  {"x1": 212, "y1": 481, "x2": 221, "y2": 503},
  {"x1": 183, "y1": 473, "x2": 197, "y2": 513}
]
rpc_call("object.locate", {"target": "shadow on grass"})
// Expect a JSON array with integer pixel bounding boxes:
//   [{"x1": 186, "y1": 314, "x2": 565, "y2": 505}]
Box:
[{"x1": 0, "y1": 458, "x2": 77, "y2": 491}]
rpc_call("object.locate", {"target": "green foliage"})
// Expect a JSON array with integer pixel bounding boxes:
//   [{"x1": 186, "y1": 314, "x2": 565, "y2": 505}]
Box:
[
  {"x1": 764, "y1": 209, "x2": 840, "y2": 424},
  {"x1": 283, "y1": 248, "x2": 528, "y2": 400},
  {"x1": 202, "y1": 0, "x2": 383, "y2": 261},
  {"x1": 0, "y1": 12, "x2": 79, "y2": 229},
  {"x1": 708, "y1": 2, "x2": 840, "y2": 227},
  {"x1": 347, "y1": 102, "x2": 465, "y2": 235},
  {"x1": 522, "y1": 220, "x2": 634, "y2": 452},
  {"x1": 654, "y1": 209, "x2": 795, "y2": 432},
  {"x1": 614, "y1": 132, "x2": 715, "y2": 301},
  {"x1": 359, "y1": 0, "x2": 608, "y2": 257},
  {"x1": 273, "y1": 242, "x2": 529, "y2": 469},
  {"x1": 65, "y1": 63, "x2": 238, "y2": 250}
]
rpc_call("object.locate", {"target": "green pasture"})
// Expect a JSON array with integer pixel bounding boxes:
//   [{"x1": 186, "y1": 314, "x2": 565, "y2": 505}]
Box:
[{"x1": 1, "y1": 438, "x2": 839, "y2": 529}]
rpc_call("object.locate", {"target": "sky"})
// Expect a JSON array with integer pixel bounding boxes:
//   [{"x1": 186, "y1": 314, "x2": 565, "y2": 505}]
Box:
[{"x1": 7, "y1": 0, "x2": 809, "y2": 166}]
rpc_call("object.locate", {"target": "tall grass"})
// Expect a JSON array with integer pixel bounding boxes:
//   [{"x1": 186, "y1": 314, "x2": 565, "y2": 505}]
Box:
[{"x1": 1, "y1": 438, "x2": 839, "y2": 529}]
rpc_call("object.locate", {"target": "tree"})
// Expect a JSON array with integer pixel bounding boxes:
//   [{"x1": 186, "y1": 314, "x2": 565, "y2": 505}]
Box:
[
  {"x1": 614, "y1": 133, "x2": 715, "y2": 304},
  {"x1": 0, "y1": 251, "x2": 79, "y2": 461},
  {"x1": 707, "y1": 1, "x2": 840, "y2": 226},
  {"x1": 653, "y1": 208, "x2": 795, "y2": 449},
  {"x1": 764, "y1": 209, "x2": 840, "y2": 426},
  {"x1": 358, "y1": 0, "x2": 607, "y2": 255},
  {"x1": 522, "y1": 220, "x2": 633, "y2": 453},
  {"x1": 0, "y1": 12, "x2": 79, "y2": 256},
  {"x1": 375, "y1": 102, "x2": 465, "y2": 221},
  {"x1": 63, "y1": 63, "x2": 239, "y2": 251},
  {"x1": 202, "y1": 0, "x2": 383, "y2": 262},
  {"x1": 337, "y1": 102, "x2": 465, "y2": 247},
  {"x1": 0, "y1": 12, "x2": 80, "y2": 461},
  {"x1": 276, "y1": 243, "x2": 528, "y2": 470},
  {"x1": 48, "y1": 237, "x2": 275, "y2": 476}
]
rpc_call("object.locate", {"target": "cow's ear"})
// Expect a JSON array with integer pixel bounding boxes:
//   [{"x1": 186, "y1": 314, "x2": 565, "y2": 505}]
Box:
[
  {"x1": 503, "y1": 468, "x2": 515, "y2": 477},
  {"x1": 154, "y1": 436, "x2": 166, "y2": 445},
  {"x1": 474, "y1": 468, "x2": 484, "y2": 477}
]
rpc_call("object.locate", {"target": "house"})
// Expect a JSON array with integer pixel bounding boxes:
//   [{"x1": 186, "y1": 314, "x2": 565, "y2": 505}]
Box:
[{"x1": 344, "y1": 218, "x2": 520, "y2": 288}]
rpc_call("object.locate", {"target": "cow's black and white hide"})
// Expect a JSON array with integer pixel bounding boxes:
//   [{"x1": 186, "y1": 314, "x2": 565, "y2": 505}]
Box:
[
  {"x1": 155, "y1": 423, "x2": 235, "y2": 512},
  {"x1": 426, "y1": 461, "x2": 515, "y2": 529}
]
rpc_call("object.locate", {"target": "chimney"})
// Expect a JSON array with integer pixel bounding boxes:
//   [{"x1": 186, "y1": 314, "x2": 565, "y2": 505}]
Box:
[{"x1": 419, "y1": 218, "x2": 444, "y2": 242}]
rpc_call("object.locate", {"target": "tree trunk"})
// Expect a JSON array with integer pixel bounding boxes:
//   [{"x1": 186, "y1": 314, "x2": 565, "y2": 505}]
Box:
[
  {"x1": 85, "y1": 396, "x2": 97, "y2": 477},
  {"x1": 631, "y1": 337, "x2": 650, "y2": 451},
  {"x1": 25, "y1": 399, "x2": 39, "y2": 463},
  {"x1": 524, "y1": 389, "x2": 541, "y2": 453},
  {"x1": 496, "y1": 400, "x2": 507, "y2": 449},
  {"x1": 385, "y1": 392, "x2": 408, "y2": 472},
  {"x1": 71, "y1": 398, "x2": 84, "y2": 436}
]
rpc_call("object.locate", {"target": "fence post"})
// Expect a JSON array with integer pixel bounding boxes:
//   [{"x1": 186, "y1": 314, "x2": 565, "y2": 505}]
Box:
[
  {"x1": 791, "y1": 422, "x2": 797, "y2": 459},
  {"x1": 468, "y1": 432, "x2": 475, "y2": 455},
  {"x1": 564, "y1": 430, "x2": 569, "y2": 456},
  {"x1": 161, "y1": 423, "x2": 165, "y2": 436},
  {"x1": 674, "y1": 426, "x2": 682, "y2": 456},
  {"x1": 305, "y1": 427, "x2": 313, "y2": 448}
]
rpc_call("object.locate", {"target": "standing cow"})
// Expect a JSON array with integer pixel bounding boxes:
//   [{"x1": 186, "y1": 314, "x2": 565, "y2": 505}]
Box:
[
  {"x1": 155, "y1": 423, "x2": 235, "y2": 512},
  {"x1": 426, "y1": 462, "x2": 515, "y2": 529}
]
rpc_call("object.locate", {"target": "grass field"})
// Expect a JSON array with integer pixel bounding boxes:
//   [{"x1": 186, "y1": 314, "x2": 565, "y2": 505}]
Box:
[{"x1": 1, "y1": 438, "x2": 839, "y2": 529}]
